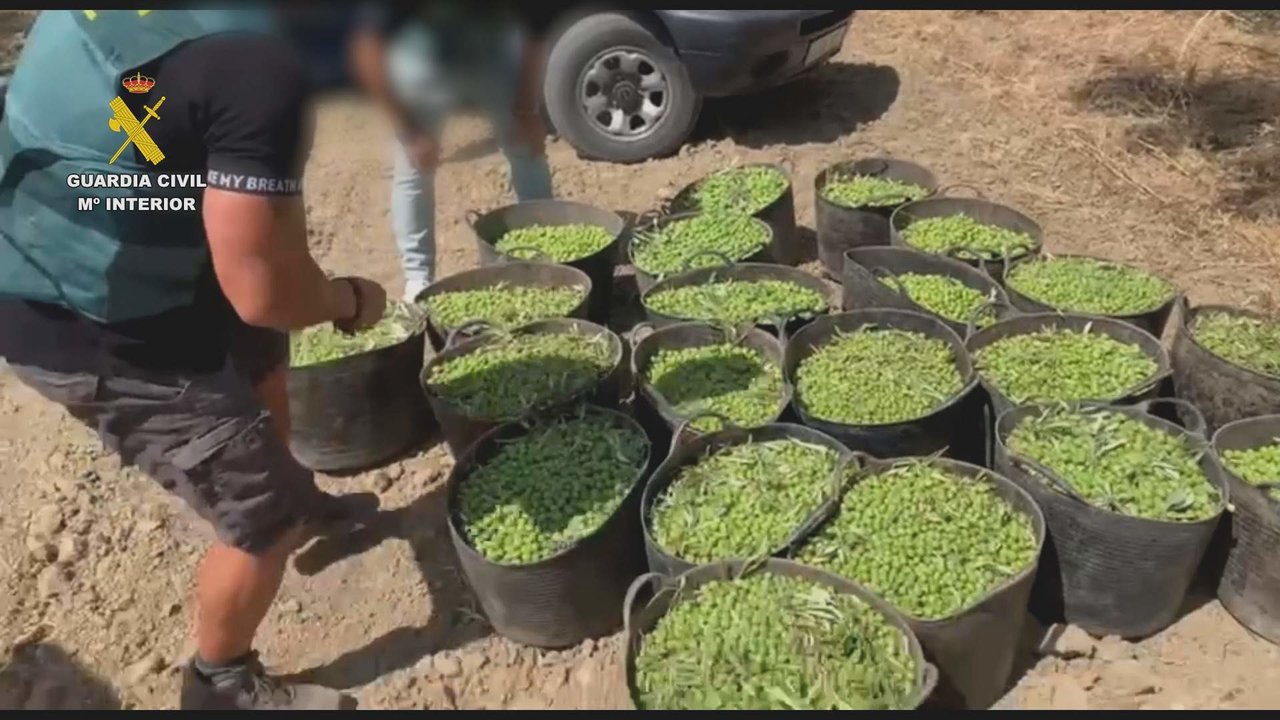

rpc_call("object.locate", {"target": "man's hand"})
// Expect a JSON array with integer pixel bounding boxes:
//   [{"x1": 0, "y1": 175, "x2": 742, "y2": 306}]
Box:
[
  {"x1": 509, "y1": 110, "x2": 547, "y2": 157},
  {"x1": 330, "y1": 276, "x2": 387, "y2": 334},
  {"x1": 401, "y1": 130, "x2": 440, "y2": 173}
]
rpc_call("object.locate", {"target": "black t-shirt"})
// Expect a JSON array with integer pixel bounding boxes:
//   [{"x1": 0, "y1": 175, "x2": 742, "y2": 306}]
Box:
[{"x1": 0, "y1": 32, "x2": 312, "y2": 376}]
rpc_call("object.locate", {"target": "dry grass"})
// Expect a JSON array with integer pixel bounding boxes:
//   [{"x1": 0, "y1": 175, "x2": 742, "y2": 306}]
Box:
[
  {"x1": 1071, "y1": 17, "x2": 1280, "y2": 220},
  {"x1": 863, "y1": 10, "x2": 1280, "y2": 311}
]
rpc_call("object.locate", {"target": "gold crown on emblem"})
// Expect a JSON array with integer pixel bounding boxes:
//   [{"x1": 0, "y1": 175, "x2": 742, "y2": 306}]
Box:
[{"x1": 122, "y1": 71, "x2": 156, "y2": 94}]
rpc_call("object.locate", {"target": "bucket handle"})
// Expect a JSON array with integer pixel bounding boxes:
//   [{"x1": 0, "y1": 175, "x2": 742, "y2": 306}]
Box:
[
  {"x1": 963, "y1": 296, "x2": 1013, "y2": 341},
  {"x1": 834, "y1": 450, "x2": 879, "y2": 497},
  {"x1": 629, "y1": 321, "x2": 657, "y2": 348},
  {"x1": 822, "y1": 173, "x2": 919, "y2": 207},
  {"x1": 1009, "y1": 454, "x2": 1093, "y2": 507},
  {"x1": 622, "y1": 571, "x2": 674, "y2": 640},
  {"x1": 944, "y1": 244, "x2": 1016, "y2": 278},
  {"x1": 869, "y1": 266, "x2": 911, "y2": 299},
  {"x1": 861, "y1": 158, "x2": 891, "y2": 177},
  {"x1": 671, "y1": 411, "x2": 740, "y2": 454},
  {"x1": 1117, "y1": 365, "x2": 1174, "y2": 403},
  {"x1": 757, "y1": 314, "x2": 793, "y2": 346},
  {"x1": 935, "y1": 183, "x2": 987, "y2": 199},
  {"x1": 444, "y1": 319, "x2": 498, "y2": 349},
  {"x1": 682, "y1": 250, "x2": 736, "y2": 272},
  {"x1": 635, "y1": 207, "x2": 669, "y2": 227},
  {"x1": 918, "y1": 663, "x2": 941, "y2": 708},
  {"x1": 1134, "y1": 398, "x2": 1208, "y2": 439},
  {"x1": 782, "y1": 450, "x2": 875, "y2": 551},
  {"x1": 625, "y1": 322, "x2": 658, "y2": 402},
  {"x1": 983, "y1": 401, "x2": 995, "y2": 469},
  {"x1": 498, "y1": 245, "x2": 555, "y2": 263}
]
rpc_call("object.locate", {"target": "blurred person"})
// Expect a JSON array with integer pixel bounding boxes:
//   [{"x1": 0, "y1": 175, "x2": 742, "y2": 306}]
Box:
[
  {"x1": 0, "y1": 8, "x2": 383, "y2": 710},
  {"x1": 350, "y1": 2, "x2": 560, "y2": 301}
]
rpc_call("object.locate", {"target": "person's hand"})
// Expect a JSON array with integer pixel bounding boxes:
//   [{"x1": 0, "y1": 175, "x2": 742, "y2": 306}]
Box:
[
  {"x1": 330, "y1": 276, "x2": 387, "y2": 334},
  {"x1": 401, "y1": 130, "x2": 440, "y2": 173},
  {"x1": 510, "y1": 109, "x2": 547, "y2": 157}
]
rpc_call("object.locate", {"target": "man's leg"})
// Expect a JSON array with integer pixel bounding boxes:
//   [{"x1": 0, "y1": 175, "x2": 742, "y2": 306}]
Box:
[
  {"x1": 385, "y1": 30, "x2": 450, "y2": 303},
  {"x1": 480, "y1": 35, "x2": 554, "y2": 202},
  {"x1": 199, "y1": 325, "x2": 298, "y2": 665},
  {"x1": 195, "y1": 524, "x2": 306, "y2": 664},
  {"x1": 229, "y1": 321, "x2": 292, "y2": 443},
  {"x1": 9, "y1": 358, "x2": 346, "y2": 710},
  {"x1": 390, "y1": 139, "x2": 436, "y2": 303},
  {"x1": 485, "y1": 86, "x2": 553, "y2": 202},
  {"x1": 504, "y1": 144, "x2": 553, "y2": 203}
]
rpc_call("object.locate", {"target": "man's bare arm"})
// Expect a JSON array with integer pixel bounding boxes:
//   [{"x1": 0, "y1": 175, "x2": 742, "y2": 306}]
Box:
[{"x1": 204, "y1": 190, "x2": 379, "y2": 331}]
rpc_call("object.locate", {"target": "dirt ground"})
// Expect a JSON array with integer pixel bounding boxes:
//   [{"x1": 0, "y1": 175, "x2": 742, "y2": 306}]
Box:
[{"x1": 3, "y1": 10, "x2": 1280, "y2": 710}]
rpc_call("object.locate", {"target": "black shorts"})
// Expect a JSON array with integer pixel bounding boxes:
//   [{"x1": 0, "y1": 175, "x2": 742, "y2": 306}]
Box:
[{"x1": 2, "y1": 303, "x2": 316, "y2": 555}]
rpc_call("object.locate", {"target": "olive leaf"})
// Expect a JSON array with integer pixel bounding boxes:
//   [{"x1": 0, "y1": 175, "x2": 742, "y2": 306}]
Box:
[
  {"x1": 820, "y1": 173, "x2": 928, "y2": 209},
  {"x1": 420, "y1": 283, "x2": 585, "y2": 332},
  {"x1": 458, "y1": 412, "x2": 646, "y2": 565},
  {"x1": 646, "y1": 279, "x2": 827, "y2": 327},
  {"x1": 1006, "y1": 256, "x2": 1173, "y2": 316},
  {"x1": 1193, "y1": 310, "x2": 1280, "y2": 378},
  {"x1": 645, "y1": 342, "x2": 784, "y2": 431},
  {"x1": 631, "y1": 212, "x2": 769, "y2": 275},
  {"x1": 1007, "y1": 406, "x2": 1221, "y2": 521},
  {"x1": 650, "y1": 439, "x2": 839, "y2": 564},
  {"x1": 795, "y1": 327, "x2": 963, "y2": 426},
  {"x1": 794, "y1": 459, "x2": 1038, "y2": 620},
  {"x1": 683, "y1": 165, "x2": 788, "y2": 216},
  {"x1": 901, "y1": 213, "x2": 1036, "y2": 261},
  {"x1": 493, "y1": 223, "x2": 613, "y2": 263},
  {"x1": 290, "y1": 301, "x2": 416, "y2": 367},
  {"x1": 1221, "y1": 438, "x2": 1280, "y2": 501},
  {"x1": 974, "y1": 327, "x2": 1159, "y2": 405},
  {"x1": 426, "y1": 330, "x2": 612, "y2": 419},
  {"x1": 634, "y1": 573, "x2": 919, "y2": 710},
  {"x1": 878, "y1": 272, "x2": 996, "y2": 327}
]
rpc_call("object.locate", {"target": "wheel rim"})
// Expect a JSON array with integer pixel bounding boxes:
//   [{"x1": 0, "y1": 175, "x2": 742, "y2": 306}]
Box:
[{"x1": 578, "y1": 46, "x2": 670, "y2": 141}]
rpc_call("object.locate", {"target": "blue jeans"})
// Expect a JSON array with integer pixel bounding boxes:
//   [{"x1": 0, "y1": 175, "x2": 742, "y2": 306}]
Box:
[{"x1": 387, "y1": 24, "x2": 554, "y2": 292}]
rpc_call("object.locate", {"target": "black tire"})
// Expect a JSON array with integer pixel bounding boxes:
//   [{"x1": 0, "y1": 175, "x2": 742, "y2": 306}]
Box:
[{"x1": 544, "y1": 12, "x2": 701, "y2": 164}]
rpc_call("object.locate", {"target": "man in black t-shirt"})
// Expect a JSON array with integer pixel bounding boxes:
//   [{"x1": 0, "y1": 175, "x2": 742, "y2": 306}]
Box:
[
  {"x1": 0, "y1": 10, "x2": 382, "y2": 710},
  {"x1": 350, "y1": 2, "x2": 562, "y2": 301}
]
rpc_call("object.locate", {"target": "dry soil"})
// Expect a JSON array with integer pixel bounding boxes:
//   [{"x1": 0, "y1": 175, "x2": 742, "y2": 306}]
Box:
[{"x1": 3, "y1": 10, "x2": 1280, "y2": 710}]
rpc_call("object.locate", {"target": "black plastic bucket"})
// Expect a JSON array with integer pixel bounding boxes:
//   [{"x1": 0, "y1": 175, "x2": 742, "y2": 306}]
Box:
[
  {"x1": 414, "y1": 261, "x2": 592, "y2": 352},
  {"x1": 420, "y1": 318, "x2": 624, "y2": 458},
  {"x1": 469, "y1": 200, "x2": 626, "y2": 325},
  {"x1": 796, "y1": 455, "x2": 1046, "y2": 709},
  {"x1": 287, "y1": 326, "x2": 432, "y2": 473},
  {"x1": 630, "y1": 321, "x2": 792, "y2": 448},
  {"x1": 639, "y1": 422, "x2": 851, "y2": 577},
  {"x1": 1212, "y1": 414, "x2": 1280, "y2": 645},
  {"x1": 1172, "y1": 300, "x2": 1280, "y2": 433},
  {"x1": 814, "y1": 157, "x2": 939, "y2": 278},
  {"x1": 966, "y1": 312, "x2": 1172, "y2": 422},
  {"x1": 640, "y1": 261, "x2": 838, "y2": 341},
  {"x1": 1001, "y1": 253, "x2": 1179, "y2": 338},
  {"x1": 446, "y1": 405, "x2": 654, "y2": 648},
  {"x1": 994, "y1": 399, "x2": 1226, "y2": 638},
  {"x1": 627, "y1": 211, "x2": 775, "y2": 294},
  {"x1": 785, "y1": 309, "x2": 985, "y2": 465},
  {"x1": 622, "y1": 558, "x2": 938, "y2": 710},
  {"x1": 669, "y1": 162, "x2": 798, "y2": 265},
  {"x1": 841, "y1": 246, "x2": 1009, "y2": 338},
  {"x1": 890, "y1": 196, "x2": 1043, "y2": 279}
]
